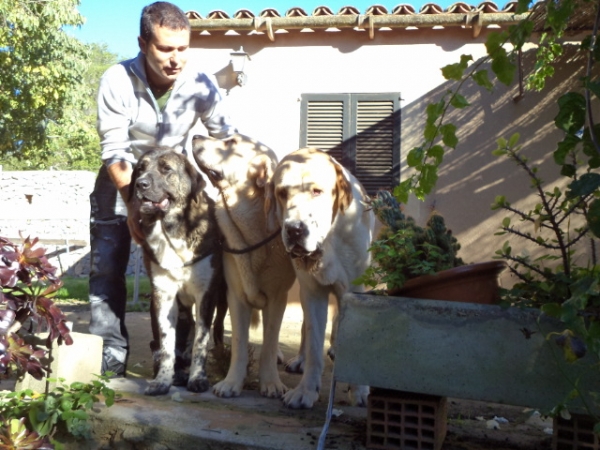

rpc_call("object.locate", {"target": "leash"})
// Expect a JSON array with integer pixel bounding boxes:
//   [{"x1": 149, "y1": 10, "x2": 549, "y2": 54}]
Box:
[
  {"x1": 213, "y1": 179, "x2": 281, "y2": 255},
  {"x1": 223, "y1": 228, "x2": 281, "y2": 254}
]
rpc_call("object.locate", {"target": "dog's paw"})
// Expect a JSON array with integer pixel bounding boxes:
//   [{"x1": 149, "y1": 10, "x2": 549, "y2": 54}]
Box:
[
  {"x1": 348, "y1": 384, "x2": 369, "y2": 407},
  {"x1": 282, "y1": 385, "x2": 319, "y2": 409},
  {"x1": 284, "y1": 355, "x2": 305, "y2": 374},
  {"x1": 260, "y1": 380, "x2": 288, "y2": 399},
  {"x1": 172, "y1": 369, "x2": 190, "y2": 387},
  {"x1": 187, "y1": 376, "x2": 210, "y2": 393},
  {"x1": 144, "y1": 380, "x2": 171, "y2": 396},
  {"x1": 213, "y1": 379, "x2": 243, "y2": 398}
]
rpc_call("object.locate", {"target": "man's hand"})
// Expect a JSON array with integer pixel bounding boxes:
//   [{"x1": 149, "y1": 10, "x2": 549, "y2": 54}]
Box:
[
  {"x1": 107, "y1": 161, "x2": 145, "y2": 244},
  {"x1": 126, "y1": 198, "x2": 145, "y2": 245}
]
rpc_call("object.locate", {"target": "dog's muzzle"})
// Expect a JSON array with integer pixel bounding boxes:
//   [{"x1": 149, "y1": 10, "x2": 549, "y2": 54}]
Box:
[
  {"x1": 136, "y1": 176, "x2": 170, "y2": 213},
  {"x1": 284, "y1": 221, "x2": 321, "y2": 260}
]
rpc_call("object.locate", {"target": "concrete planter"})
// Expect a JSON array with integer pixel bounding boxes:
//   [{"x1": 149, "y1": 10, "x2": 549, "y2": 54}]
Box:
[{"x1": 333, "y1": 293, "x2": 600, "y2": 415}]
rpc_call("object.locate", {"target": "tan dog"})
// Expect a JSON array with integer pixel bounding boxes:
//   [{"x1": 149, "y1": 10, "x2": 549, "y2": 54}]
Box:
[
  {"x1": 266, "y1": 147, "x2": 375, "y2": 409},
  {"x1": 192, "y1": 134, "x2": 296, "y2": 398}
]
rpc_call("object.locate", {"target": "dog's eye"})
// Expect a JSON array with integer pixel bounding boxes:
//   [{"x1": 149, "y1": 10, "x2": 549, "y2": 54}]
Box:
[
  {"x1": 312, "y1": 188, "x2": 323, "y2": 197},
  {"x1": 277, "y1": 189, "x2": 288, "y2": 201},
  {"x1": 207, "y1": 169, "x2": 222, "y2": 182}
]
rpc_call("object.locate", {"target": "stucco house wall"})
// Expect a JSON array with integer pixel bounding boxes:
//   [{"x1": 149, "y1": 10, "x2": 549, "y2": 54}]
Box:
[{"x1": 186, "y1": 10, "x2": 590, "y2": 288}]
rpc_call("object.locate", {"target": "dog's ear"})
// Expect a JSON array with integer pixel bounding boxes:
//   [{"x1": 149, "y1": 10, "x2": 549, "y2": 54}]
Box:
[
  {"x1": 185, "y1": 158, "x2": 206, "y2": 202},
  {"x1": 264, "y1": 180, "x2": 280, "y2": 232},
  {"x1": 128, "y1": 162, "x2": 140, "y2": 204},
  {"x1": 333, "y1": 162, "x2": 353, "y2": 215},
  {"x1": 248, "y1": 154, "x2": 274, "y2": 188}
]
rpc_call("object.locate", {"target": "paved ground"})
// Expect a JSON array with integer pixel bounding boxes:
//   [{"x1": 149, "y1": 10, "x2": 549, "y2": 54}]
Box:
[{"x1": 8, "y1": 297, "x2": 555, "y2": 449}]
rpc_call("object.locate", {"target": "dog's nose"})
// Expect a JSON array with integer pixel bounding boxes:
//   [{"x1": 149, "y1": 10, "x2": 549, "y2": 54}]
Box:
[
  {"x1": 285, "y1": 221, "x2": 307, "y2": 242},
  {"x1": 136, "y1": 177, "x2": 150, "y2": 191}
]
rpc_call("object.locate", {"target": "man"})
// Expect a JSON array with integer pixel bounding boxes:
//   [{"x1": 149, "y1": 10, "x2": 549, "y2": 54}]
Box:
[{"x1": 89, "y1": 1, "x2": 236, "y2": 376}]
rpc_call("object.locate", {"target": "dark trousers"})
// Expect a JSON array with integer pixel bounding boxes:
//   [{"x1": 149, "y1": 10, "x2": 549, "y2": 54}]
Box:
[
  {"x1": 88, "y1": 165, "x2": 131, "y2": 365},
  {"x1": 88, "y1": 164, "x2": 192, "y2": 374}
]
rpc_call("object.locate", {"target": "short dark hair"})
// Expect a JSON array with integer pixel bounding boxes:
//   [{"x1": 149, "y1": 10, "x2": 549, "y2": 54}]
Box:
[{"x1": 140, "y1": 2, "x2": 190, "y2": 42}]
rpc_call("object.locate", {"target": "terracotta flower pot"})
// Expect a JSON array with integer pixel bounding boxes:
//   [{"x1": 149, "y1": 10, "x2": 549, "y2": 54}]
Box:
[{"x1": 388, "y1": 260, "x2": 507, "y2": 304}]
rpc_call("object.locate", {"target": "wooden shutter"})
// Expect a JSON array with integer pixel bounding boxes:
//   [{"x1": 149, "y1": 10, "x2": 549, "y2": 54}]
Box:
[
  {"x1": 353, "y1": 94, "x2": 400, "y2": 195},
  {"x1": 300, "y1": 94, "x2": 350, "y2": 166},
  {"x1": 300, "y1": 93, "x2": 400, "y2": 195}
]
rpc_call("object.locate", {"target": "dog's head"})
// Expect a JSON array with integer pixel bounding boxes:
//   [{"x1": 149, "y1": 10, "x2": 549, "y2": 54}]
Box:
[
  {"x1": 130, "y1": 147, "x2": 206, "y2": 219},
  {"x1": 265, "y1": 147, "x2": 352, "y2": 261},
  {"x1": 192, "y1": 134, "x2": 277, "y2": 194}
]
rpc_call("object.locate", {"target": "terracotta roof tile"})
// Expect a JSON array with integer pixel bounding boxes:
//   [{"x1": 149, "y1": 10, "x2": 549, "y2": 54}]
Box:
[
  {"x1": 189, "y1": 2, "x2": 595, "y2": 36},
  {"x1": 446, "y1": 2, "x2": 474, "y2": 13},
  {"x1": 365, "y1": 4, "x2": 389, "y2": 15},
  {"x1": 338, "y1": 5, "x2": 361, "y2": 14},
  {"x1": 233, "y1": 9, "x2": 255, "y2": 19},
  {"x1": 206, "y1": 10, "x2": 230, "y2": 19},
  {"x1": 475, "y1": 1, "x2": 499, "y2": 13},
  {"x1": 186, "y1": 10, "x2": 203, "y2": 19},
  {"x1": 313, "y1": 6, "x2": 335, "y2": 15},
  {"x1": 286, "y1": 7, "x2": 308, "y2": 17},
  {"x1": 259, "y1": 8, "x2": 280, "y2": 17},
  {"x1": 419, "y1": 3, "x2": 444, "y2": 14},
  {"x1": 391, "y1": 4, "x2": 417, "y2": 15}
]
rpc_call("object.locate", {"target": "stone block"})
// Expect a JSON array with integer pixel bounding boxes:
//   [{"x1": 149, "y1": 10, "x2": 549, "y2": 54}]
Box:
[{"x1": 15, "y1": 331, "x2": 102, "y2": 393}]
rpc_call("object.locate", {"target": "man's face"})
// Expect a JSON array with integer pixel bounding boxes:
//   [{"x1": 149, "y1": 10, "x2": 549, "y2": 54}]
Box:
[{"x1": 139, "y1": 24, "x2": 190, "y2": 88}]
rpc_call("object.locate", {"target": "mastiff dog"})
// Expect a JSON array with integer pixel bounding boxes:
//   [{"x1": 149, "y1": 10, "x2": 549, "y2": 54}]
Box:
[
  {"x1": 192, "y1": 134, "x2": 296, "y2": 399},
  {"x1": 266, "y1": 147, "x2": 375, "y2": 409},
  {"x1": 130, "y1": 147, "x2": 227, "y2": 396}
]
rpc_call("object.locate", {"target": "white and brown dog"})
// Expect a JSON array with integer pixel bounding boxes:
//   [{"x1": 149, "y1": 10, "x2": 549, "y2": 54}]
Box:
[
  {"x1": 266, "y1": 147, "x2": 375, "y2": 409},
  {"x1": 192, "y1": 134, "x2": 296, "y2": 399}
]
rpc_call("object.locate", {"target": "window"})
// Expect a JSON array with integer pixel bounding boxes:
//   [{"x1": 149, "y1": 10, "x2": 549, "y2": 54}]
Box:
[{"x1": 300, "y1": 93, "x2": 401, "y2": 195}]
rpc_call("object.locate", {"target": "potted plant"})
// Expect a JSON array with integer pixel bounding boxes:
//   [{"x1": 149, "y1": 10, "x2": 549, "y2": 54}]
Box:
[{"x1": 356, "y1": 190, "x2": 506, "y2": 304}]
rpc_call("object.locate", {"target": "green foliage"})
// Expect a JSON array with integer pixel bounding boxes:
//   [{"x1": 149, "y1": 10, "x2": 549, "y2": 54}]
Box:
[
  {"x1": 356, "y1": 190, "x2": 464, "y2": 291},
  {"x1": 0, "y1": 1, "x2": 118, "y2": 170},
  {"x1": 0, "y1": 376, "x2": 116, "y2": 444},
  {"x1": 391, "y1": 0, "x2": 600, "y2": 419},
  {"x1": 0, "y1": 0, "x2": 86, "y2": 159},
  {"x1": 0, "y1": 236, "x2": 117, "y2": 448},
  {"x1": 395, "y1": 0, "x2": 598, "y2": 205},
  {"x1": 492, "y1": 132, "x2": 600, "y2": 417},
  {"x1": 55, "y1": 275, "x2": 152, "y2": 311}
]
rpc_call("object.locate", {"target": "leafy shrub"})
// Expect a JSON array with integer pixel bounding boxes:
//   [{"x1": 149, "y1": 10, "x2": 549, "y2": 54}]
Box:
[
  {"x1": 357, "y1": 190, "x2": 464, "y2": 291},
  {"x1": 0, "y1": 235, "x2": 115, "y2": 448}
]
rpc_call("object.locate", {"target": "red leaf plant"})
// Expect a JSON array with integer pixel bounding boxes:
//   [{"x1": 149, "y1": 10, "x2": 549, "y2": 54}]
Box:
[{"x1": 0, "y1": 235, "x2": 73, "y2": 381}]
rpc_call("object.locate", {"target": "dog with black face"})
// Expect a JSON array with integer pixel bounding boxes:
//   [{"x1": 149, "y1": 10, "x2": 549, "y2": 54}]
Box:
[{"x1": 130, "y1": 146, "x2": 227, "y2": 396}]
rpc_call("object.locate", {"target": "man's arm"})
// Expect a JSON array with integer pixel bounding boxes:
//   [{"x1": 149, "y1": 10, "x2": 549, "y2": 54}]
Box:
[{"x1": 107, "y1": 161, "x2": 144, "y2": 245}]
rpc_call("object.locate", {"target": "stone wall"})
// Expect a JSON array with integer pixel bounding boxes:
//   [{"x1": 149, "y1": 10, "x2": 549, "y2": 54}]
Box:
[{"x1": 0, "y1": 169, "x2": 143, "y2": 278}]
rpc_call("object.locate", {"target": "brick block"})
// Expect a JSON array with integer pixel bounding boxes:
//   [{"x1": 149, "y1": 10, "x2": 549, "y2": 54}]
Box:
[
  {"x1": 15, "y1": 331, "x2": 102, "y2": 393},
  {"x1": 554, "y1": 413, "x2": 600, "y2": 450},
  {"x1": 367, "y1": 388, "x2": 447, "y2": 450}
]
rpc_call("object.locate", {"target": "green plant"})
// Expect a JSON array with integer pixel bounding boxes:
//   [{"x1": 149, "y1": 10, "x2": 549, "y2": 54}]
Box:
[
  {"x1": 0, "y1": 375, "x2": 115, "y2": 444},
  {"x1": 0, "y1": 235, "x2": 115, "y2": 448},
  {"x1": 356, "y1": 190, "x2": 464, "y2": 292},
  {"x1": 491, "y1": 134, "x2": 600, "y2": 417}
]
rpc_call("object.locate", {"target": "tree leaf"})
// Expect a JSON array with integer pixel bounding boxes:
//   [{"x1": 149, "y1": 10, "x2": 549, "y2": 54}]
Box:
[
  {"x1": 450, "y1": 93, "x2": 470, "y2": 109},
  {"x1": 566, "y1": 173, "x2": 600, "y2": 198},
  {"x1": 472, "y1": 70, "x2": 494, "y2": 91},
  {"x1": 440, "y1": 123, "x2": 458, "y2": 148},
  {"x1": 587, "y1": 199, "x2": 600, "y2": 238},
  {"x1": 554, "y1": 92, "x2": 586, "y2": 133}
]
